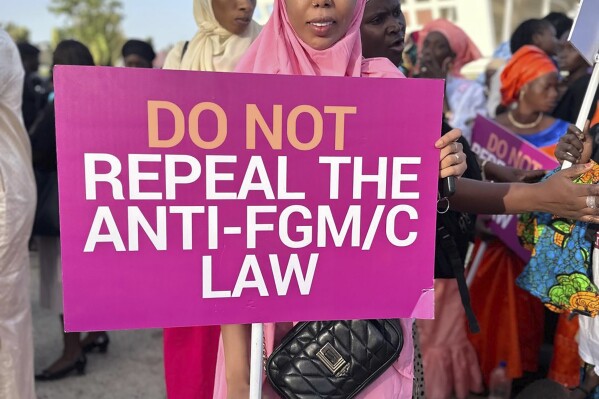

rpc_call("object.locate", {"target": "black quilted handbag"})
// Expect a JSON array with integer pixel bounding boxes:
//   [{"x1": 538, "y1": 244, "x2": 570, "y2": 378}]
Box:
[{"x1": 266, "y1": 319, "x2": 403, "y2": 399}]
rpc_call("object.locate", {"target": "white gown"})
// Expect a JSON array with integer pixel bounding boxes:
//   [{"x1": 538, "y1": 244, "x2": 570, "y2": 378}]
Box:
[
  {"x1": 0, "y1": 29, "x2": 37, "y2": 399},
  {"x1": 579, "y1": 234, "x2": 599, "y2": 374}
]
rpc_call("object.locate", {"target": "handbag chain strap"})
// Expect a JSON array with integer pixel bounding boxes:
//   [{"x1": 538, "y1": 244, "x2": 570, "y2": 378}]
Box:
[{"x1": 263, "y1": 332, "x2": 268, "y2": 372}]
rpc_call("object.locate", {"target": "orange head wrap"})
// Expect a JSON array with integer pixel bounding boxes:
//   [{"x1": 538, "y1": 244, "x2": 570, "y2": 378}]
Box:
[
  {"x1": 500, "y1": 45, "x2": 557, "y2": 106},
  {"x1": 418, "y1": 19, "x2": 482, "y2": 77}
]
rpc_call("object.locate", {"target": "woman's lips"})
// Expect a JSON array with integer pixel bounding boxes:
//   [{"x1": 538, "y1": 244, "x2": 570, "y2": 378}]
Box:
[
  {"x1": 234, "y1": 17, "x2": 251, "y2": 27},
  {"x1": 307, "y1": 18, "x2": 336, "y2": 36},
  {"x1": 389, "y1": 38, "x2": 405, "y2": 53}
]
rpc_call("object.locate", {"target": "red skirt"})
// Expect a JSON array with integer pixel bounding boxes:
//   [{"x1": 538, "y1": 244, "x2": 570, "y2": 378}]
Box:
[
  {"x1": 467, "y1": 240, "x2": 544, "y2": 384},
  {"x1": 163, "y1": 326, "x2": 221, "y2": 399}
]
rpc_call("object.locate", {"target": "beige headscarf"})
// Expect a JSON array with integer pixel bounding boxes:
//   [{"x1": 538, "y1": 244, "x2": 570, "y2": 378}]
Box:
[{"x1": 163, "y1": 0, "x2": 261, "y2": 71}]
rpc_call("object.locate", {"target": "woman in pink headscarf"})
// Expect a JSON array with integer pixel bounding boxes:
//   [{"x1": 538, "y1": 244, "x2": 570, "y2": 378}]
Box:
[
  {"x1": 418, "y1": 19, "x2": 487, "y2": 143},
  {"x1": 414, "y1": 19, "x2": 486, "y2": 399},
  {"x1": 213, "y1": 1, "x2": 467, "y2": 398}
]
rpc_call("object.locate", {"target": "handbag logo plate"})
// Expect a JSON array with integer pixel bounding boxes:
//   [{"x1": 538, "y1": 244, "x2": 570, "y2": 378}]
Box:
[{"x1": 316, "y1": 343, "x2": 348, "y2": 375}]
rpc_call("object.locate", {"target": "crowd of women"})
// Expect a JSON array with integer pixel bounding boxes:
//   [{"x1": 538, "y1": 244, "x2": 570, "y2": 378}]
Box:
[{"x1": 2, "y1": 0, "x2": 599, "y2": 398}]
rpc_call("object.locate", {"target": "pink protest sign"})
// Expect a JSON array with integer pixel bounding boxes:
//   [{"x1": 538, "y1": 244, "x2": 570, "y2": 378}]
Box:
[
  {"x1": 471, "y1": 115, "x2": 559, "y2": 261},
  {"x1": 54, "y1": 66, "x2": 444, "y2": 332}
]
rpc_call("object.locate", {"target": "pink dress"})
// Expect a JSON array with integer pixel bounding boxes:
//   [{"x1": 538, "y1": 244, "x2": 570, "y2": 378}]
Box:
[
  {"x1": 212, "y1": 319, "x2": 415, "y2": 398},
  {"x1": 211, "y1": 0, "x2": 414, "y2": 397},
  {"x1": 417, "y1": 279, "x2": 483, "y2": 399}
]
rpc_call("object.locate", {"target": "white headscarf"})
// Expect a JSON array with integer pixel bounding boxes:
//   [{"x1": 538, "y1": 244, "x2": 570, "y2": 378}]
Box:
[{"x1": 164, "y1": 0, "x2": 261, "y2": 72}]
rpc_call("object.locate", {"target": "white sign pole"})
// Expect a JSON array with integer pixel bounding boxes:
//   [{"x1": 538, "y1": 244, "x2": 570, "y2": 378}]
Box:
[
  {"x1": 561, "y1": 0, "x2": 599, "y2": 170},
  {"x1": 249, "y1": 323, "x2": 264, "y2": 399},
  {"x1": 562, "y1": 54, "x2": 599, "y2": 170}
]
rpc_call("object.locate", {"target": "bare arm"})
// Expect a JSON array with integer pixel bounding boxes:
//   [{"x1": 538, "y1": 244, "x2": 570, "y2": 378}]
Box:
[
  {"x1": 452, "y1": 178, "x2": 527, "y2": 214},
  {"x1": 221, "y1": 324, "x2": 252, "y2": 399},
  {"x1": 451, "y1": 163, "x2": 599, "y2": 223},
  {"x1": 483, "y1": 161, "x2": 546, "y2": 184}
]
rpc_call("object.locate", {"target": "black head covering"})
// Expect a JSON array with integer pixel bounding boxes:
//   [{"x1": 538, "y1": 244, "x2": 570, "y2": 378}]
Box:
[
  {"x1": 510, "y1": 18, "x2": 554, "y2": 54},
  {"x1": 17, "y1": 42, "x2": 40, "y2": 57},
  {"x1": 122, "y1": 39, "x2": 156, "y2": 64},
  {"x1": 543, "y1": 12, "x2": 573, "y2": 39},
  {"x1": 53, "y1": 40, "x2": 95, "y2": 66}
]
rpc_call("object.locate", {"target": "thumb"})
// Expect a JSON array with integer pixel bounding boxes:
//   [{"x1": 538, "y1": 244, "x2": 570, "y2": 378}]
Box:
[
  {"x1": 584, "y1": 119, "x2": 592, "y2": 138},
  {"x1": 435, "y1": 128, "x2": 462, "y2": 148},
  {"x1": 559, "y1": 162, "x2": 593, "y2": 179}
]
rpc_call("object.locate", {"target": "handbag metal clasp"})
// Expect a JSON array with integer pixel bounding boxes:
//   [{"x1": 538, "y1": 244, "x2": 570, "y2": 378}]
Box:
[{"x1": 316, "y1": 343, "x2": 348, "y2": 375}]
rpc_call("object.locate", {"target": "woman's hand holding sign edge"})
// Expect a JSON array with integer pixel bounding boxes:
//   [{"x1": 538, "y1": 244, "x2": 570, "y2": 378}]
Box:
[
  {"x1": 555, "y1": 121, "x2": 593, "y2": 165},
  {"x1": 436, "y1": 127, "x2": 467, "y2": 180}
]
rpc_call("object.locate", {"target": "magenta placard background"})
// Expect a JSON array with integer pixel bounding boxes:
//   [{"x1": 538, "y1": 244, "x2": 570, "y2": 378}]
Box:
[
  {"x1": 54, "y1": 66, "x2": 444, "y2": 331},
  {"x1": 471, "y1": 115, "x2": 559, "y2": 261}
]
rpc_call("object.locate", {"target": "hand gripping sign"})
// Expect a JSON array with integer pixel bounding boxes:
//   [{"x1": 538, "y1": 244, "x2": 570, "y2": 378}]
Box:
[{"x1": 54, "y1": 66, "x2": 444, "y2": 332}]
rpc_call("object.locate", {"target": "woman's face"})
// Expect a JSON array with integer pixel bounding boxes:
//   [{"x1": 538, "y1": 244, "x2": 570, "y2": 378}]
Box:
[
  {"x1": 360, "y1": 0, "x2": 406, "y2": 66},
  {"x1": 557, "y1": 31, "x2": 588, "y2": 73},
  {"x1": 285, "y1": 0, "x2": 358, "y2": 50},
  {"x1": 532, "y1": 24, "x2": 558, "y2": 56},
  {"x1": 522, "y1": 72, "x2": 559, "y2": 113},
  {"x1": 212, "y1": 0, "x2": 257, "y2": 35},
  {"x1": 124, "y1": 54, "x2": 152, "y2": 68},
  {"x1": 419, "y1": 31, "x2": 455, "y2": 74}
]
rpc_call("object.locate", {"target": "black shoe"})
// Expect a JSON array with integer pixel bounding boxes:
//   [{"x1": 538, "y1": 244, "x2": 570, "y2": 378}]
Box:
[
  {"x1": 35, "y1": 355, "x2": 87, "y2": 381},
  {"x1": 82, "y1": 332, "x2": 110, "y2": 354}
]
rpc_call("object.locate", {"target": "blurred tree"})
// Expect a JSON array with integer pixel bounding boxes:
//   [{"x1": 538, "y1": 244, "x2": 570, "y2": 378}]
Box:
[
  {"x1": 48, "y1": 0, "x2": 125, "y2": 66},
  {"x1": 1, "y1": 22, "x2": 31, "y2": 42}
]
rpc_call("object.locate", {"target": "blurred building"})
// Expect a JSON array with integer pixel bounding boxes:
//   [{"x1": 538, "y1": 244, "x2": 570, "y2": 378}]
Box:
[
  {"x1": 401, "y1": 0, "x2": 579, "y2": 56},
  {"x1": 255, "y1": 0, "x2": 580, "y2": 56},
  {"x1": 255, "y1": 0, "x2": 274, "y2": 25}
]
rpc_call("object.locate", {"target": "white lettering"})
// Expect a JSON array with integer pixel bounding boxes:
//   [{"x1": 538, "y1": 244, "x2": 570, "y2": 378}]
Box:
[
  {"x1": 270, "y1": 253, "x2": 318, "y2": 296},
  {"x1": 84, "y1": 153, "x2": 124, "y2": 200},
  {"x1": 165, "y1": 155, "x2": 202, "y2": 200},
  {"x1": 84, "y1": 206, "x2": 125, "y2": 252},
  {"x1": 386, "y1": 205, "x2": 418, "y2": 247},
  {"x1": 232, "y1": 255, "x2": 269, "y2": 297}
]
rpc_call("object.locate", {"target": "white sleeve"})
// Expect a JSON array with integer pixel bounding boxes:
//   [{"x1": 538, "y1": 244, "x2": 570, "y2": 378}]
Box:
[
  {"x1": 162, "y1": 41, "x2": 185, "y2": 70},
  {"x1": 449, "y1": 81, "x2": 488, "y2": 143},
  {"x1": 579, "y1": 244, "x2": 599, "y2": 374},
  {"x1": 486, "y1": 67, "x2": 505, "y2": 118},
  {"x1": 0, "y1": 31, "x2": 22, "y2": 97}
]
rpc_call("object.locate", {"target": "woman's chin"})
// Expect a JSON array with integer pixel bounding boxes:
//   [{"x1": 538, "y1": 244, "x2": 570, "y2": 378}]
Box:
[{"x1": 300, "y1": 34, "x2": 342, "y2": 51}]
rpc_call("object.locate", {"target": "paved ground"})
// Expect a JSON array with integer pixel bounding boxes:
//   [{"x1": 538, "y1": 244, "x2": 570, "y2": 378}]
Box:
[{"x1": 31, "y1": 251, "x2": 166, "y2": 399}]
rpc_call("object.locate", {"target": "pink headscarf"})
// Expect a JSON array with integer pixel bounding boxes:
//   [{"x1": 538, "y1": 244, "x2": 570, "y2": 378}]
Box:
[
  {"x1": 235, "y1": 0, "x2": 402, "y2": 78},
  {"x1": 418, "y1": 19, "x2": 481, "y2": 77}
]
